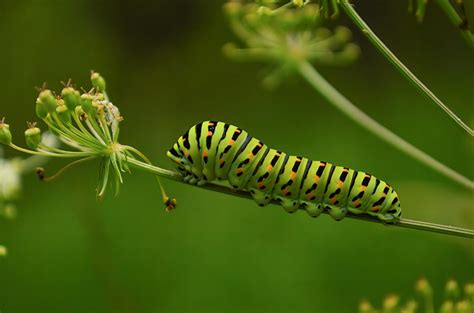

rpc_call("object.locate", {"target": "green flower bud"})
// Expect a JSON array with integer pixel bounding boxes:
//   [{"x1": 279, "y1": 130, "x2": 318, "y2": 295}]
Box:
[
  {"x1": 56, "y1": 104, "x2": 71, "y2": 124},
  {"x1": 91, "y1": 71, "x2": 106, "y2": 93},
  {"x1": 445, "y1": 279, "x2": 460, "y2": 299},
  {"x1": 383, "y1": 294, "x2": 399, "y2": 311},
  {"x1": 81, "y1": 93, "x2": 94, "y2": 114},
  {"x1": 1, "y1": 204, "x2": 17, "y2": 220},
  {"x1": 455, "y1": 300, "x2": 471, "y2": 313},
  {"x1": 25, "y1": 126, "x2": 42, "y2": 150},
  {"x1": 35, "y1": 97, "x2": 49, "y2": 119},
  {"x1": 440, "y1": 300, "x2": 454, "y2": 313},
  {"x1": 415, "y1": 277, "x2": 433, "y2": 297},
  {"x1": 61, "y1": 87, "x2": 81, "y2": 111},
  {"x1": 464, "y1": 282, "x2": 474, "y2": 298},
  {"x1": 0, "y1": 245, "x2": 6, "y2": 257},
  {"x1": 0, "y1": 119, "x2": 12, "y2": 145},
  {"x1": 358, "y1": 300, "x2": 375, "y2": 313},
  {"x1": 292, "y1": 0, "x2": 304, "y2": 8},
  {"x1": 38, "y1": 90, "x2": 57, "y2": 113}
]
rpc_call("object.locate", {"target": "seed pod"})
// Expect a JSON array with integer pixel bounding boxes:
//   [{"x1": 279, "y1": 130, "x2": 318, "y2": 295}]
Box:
[
  {"x1": 91, "y1": 72, "x2": 106, "y2": 93},
  {"x1": 81, "y1": 93, "x2": 94, "y2": 114},
  {"x1": 56, "y1": 104, "x2": 71, "y2": 124},
  {"x1": 25, "y1": 126, "x2": 42, "y2": 150},
  {"x1": 38, "y1": 90, "x2": 57, "y2": 113},
  {"x1": 61, "y1": 87, "x2": 81, "y2": 111},
  {"x1": 35, "y1": 97, "x2": 49, "y2": 119},
  {"x1": 0, "y1": 120, "x2": 12, "y2": 145}
]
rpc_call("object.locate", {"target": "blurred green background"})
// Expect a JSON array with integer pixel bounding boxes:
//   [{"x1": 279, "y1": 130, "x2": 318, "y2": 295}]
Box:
[{"x1": 0, "y1": 1, "x2": 473, "y2": 312}]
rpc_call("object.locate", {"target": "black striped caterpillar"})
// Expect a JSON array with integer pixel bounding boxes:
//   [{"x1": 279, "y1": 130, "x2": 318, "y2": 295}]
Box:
[{"x1": 167, "y1": 121, "x2": 402, "y2": 223}]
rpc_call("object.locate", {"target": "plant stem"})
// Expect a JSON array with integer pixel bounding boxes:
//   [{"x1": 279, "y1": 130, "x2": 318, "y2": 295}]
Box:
[
  {"x1": 435, "y1": 0, "x2": 474, "y2": 49},
  {"x1": 339, "y1": 0, "x2": 474, "y2": 136},
  {"x1": 125, "y1": 157, "x2": 474, "y2": 239},
  {"x1": 297, "y1": 61, "x2": 473, "y2": 190}
]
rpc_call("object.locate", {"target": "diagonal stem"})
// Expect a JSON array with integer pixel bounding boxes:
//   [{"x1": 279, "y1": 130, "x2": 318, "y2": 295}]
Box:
[
  {"x1": 297, "y1": 61, "x2": 474, "y2": 190},
  {"x1": 339, "y1": 0, "x2": 474, "y2": 136},
  {"x1": 125, "y1": 157, "x2": 474, "y2": 239}
]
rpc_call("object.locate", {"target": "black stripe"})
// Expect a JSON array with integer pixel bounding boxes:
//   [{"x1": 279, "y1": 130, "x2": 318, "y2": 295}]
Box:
[
  {"x1": 270, "y1": 152, "x2": 281, "y2": 166},
  {"x1": 316, "y1": 161, "x2": 326, "y2": 177},
  {"x1": 274, "y1": 154, "x2": 289, "y2": 184},
  {"x1": 231, "y1": 135, "x2": 252, "y2": 164},
  {"x1": 182, "y1": 130, "x2": 190, "y2": 149},
  {"x1": 195, "y1": 122, "x2": 203, "y2": 151},
  {"x1": 346, "y1": 170, "x2": 358, "y2": 205},
  {"x1": 340, "y1": 168, "x2": 349, "y2": 182},
  {"x1": 372, "y1": 178, "x2": 381, "y2": 195},
  {"x1": 251, "y1": 146, "x2": 270, "y2": 176},
  {"x1": 168, "y1": 148, "x2": 180, "y2": 158},
  {"x1": 323, "y1": 164, "x2": 335, "y2": 195}
]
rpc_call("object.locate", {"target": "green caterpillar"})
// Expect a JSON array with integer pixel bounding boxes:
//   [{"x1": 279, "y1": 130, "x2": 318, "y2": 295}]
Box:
[{"x1": 167, "y1": 121, "x2": 402, "y2": 223}]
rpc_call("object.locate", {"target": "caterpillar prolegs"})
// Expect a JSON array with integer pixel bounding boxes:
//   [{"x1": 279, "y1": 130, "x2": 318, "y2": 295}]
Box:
[{"x1": 167, "y1": 121, "x2": 402, "y2": 223}]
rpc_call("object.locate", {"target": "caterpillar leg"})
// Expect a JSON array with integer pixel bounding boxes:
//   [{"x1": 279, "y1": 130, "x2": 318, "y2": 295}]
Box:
[
  {"x1": 300, "y1": 201, "x2": 324, "y2": 218},
  {"x1": 325, "y1": 205, "x2": 348, "y2": 221},
  {"x1": 371, "y1": 212, "x2": 399, "y2": 224},
  {"x1": 248, "y1": 187, "x2": 271, "y2": 207},
  {"x1": 275, "y1": 196, "x2": 299, "y2": 213}
]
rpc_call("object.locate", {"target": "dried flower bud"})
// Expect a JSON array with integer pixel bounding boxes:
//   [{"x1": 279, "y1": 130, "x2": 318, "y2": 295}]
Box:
[
  {"x1": 91, "y1": 71, "x2": 106, "y2": 93},
  {"x1": 61, "y1": 87, "x2": 81, "y2": 111},
  {"x1": 0, "y1": 119, "x2": 12, "y2": 145},
  {"x1": 38, "y1": 90, "x2": 57, "y2": 113},
  {"x1": 25, "y1": 125, "x2": 42, "y2": 150}
]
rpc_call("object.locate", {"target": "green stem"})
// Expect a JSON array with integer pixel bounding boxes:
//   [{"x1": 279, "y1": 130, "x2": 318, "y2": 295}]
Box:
[
  {"x1": 125, "y1": 157, "x2": 474, "y2": 239},
  {"x1": 297, "y1": 61, "x2": 473, "y2": 190},
  {"x1": 339, "y1": 0, "x2": 474, "y2": 136},
  {"x1": 9, "y1": 143, "x2": 96, "y2": 158},
  {"x1": 435, "y1": 0, "x2": 474, "y2": 49}
]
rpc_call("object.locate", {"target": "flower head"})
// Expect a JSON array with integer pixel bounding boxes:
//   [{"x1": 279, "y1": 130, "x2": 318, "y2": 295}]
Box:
[{"x1": 223, "y1": 0, "x2": 359, "y2": 87}]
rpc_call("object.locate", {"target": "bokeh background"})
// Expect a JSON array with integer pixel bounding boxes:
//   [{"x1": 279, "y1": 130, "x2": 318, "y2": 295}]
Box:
[{"x1": 0, "y1": 1, "x2": 473, "y2": 312}]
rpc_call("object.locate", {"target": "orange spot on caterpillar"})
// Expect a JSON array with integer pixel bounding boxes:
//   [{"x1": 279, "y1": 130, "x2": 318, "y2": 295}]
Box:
[
  {"x1": 203, "y1": 150, "x2": 208, "y2": 157},
  {"x1": 235, "y1": 129, "x2": 241, "y2": 133},
  {"x1": 290, "y1": 172, "x2": 297, "y2": 179},
  {"x1": 257, "y1": 182, "x2": 265, "y2": 188},
  {"x1": 353, "y1": 199, "x2": 361, "y2": 206},
  {"x1": 371, "y1": 206, "x2": 380, "y2": 212},
  {"x1": 337, "y1": 181, "x2": 344, "y2": 188},
  {"x1": 331, "y1": 197, "x2": 338, "y2": 205},
  {"x1": 313, "y1": 176, "x2": 320, "y2": 183},
  {"x1": 267, "y1": 165, "x2": 273, "y2": 171},
  {"x1": 207, "y1": 131, "x2": 212, "y2": 136},
  {"x1": 228, "y1": 140, "x2": 235, "y2": 144},
  {"x1": 236, "y1": 168, "x2": 244, "y2": 174},
  {"x1": 306, "y1": 192, "x2": 314, "y2": 200},
  {"x1": 360, "y1": 186, "x2": 367, "y2": 191}
]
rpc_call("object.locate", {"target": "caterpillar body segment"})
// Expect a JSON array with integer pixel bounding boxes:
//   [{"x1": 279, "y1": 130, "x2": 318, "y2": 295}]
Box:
[{"x1": 167, "y1": 121, "x2": 402, "y2": 223}]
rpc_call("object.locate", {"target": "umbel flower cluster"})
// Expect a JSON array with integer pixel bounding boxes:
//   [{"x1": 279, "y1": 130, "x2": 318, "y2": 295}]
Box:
[
  {"x1": 223, "y1": 0, "x2": 360, "y2": 87},
  {"x1": 0, "y1": 72, "x2": 176, "y2": 211},
  {"x1": 359, "y1": 278, "x2": 474, "y2": 313}
]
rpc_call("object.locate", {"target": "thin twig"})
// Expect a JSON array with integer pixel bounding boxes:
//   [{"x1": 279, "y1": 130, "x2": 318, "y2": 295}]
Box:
[
  {"x1": 434, "y1": 0, "x2": 474, "y2": 49},
  {"x1": 297, "y1": 61, "x2": 474, "y2": 190},
  {"x1": 339, "y1": 0, "x2": 474, "y2": 136},
  {"x1": 125, "y1": 158, "x2": 474, "y2": 239}
]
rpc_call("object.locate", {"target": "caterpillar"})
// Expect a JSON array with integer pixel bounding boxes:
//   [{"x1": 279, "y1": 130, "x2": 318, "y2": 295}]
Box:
[{"x1": 167, "y1": 121, "x2": 402, "y2": 223}]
